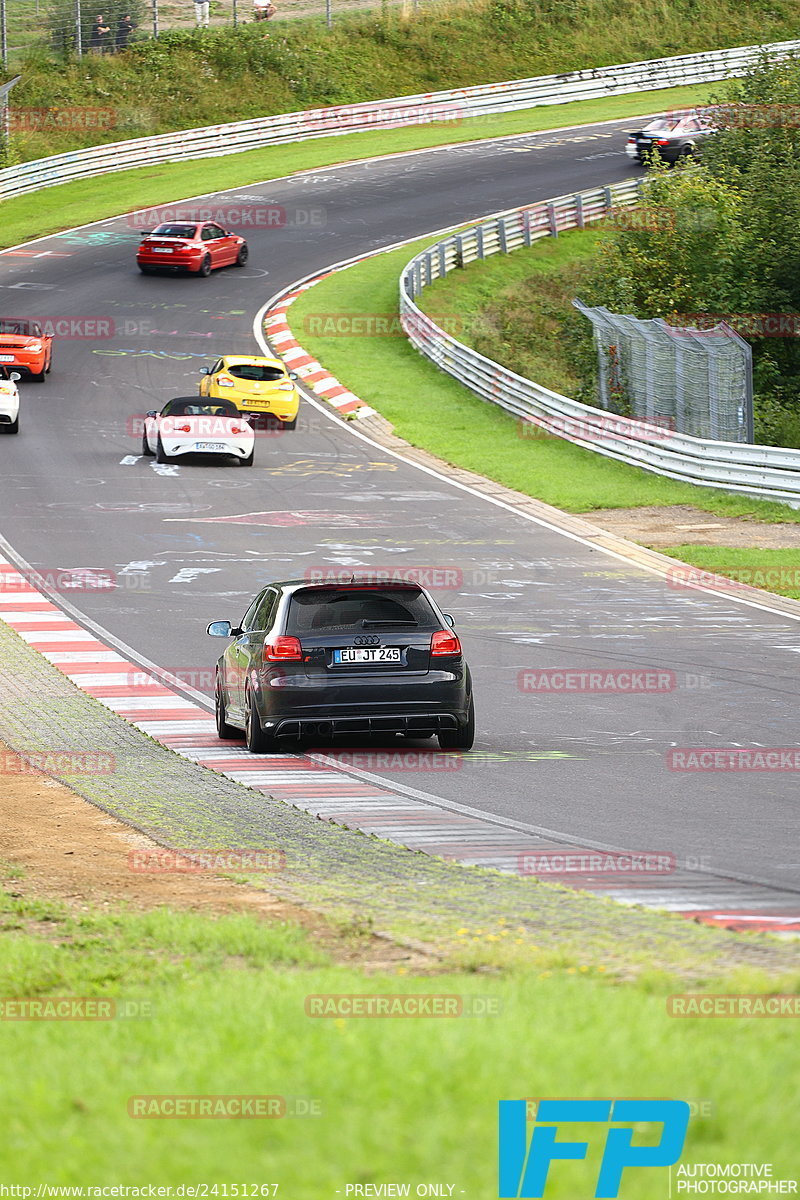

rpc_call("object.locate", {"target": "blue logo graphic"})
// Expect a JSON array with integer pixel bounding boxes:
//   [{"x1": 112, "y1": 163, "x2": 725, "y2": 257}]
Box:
[{"x1": 498, "y1": 1098, "x2": 690, "y2": 1198}]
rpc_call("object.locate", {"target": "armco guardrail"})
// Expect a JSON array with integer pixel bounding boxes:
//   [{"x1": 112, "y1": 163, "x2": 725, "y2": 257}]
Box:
[
  {"x1": 2, "y1": 38, "x2": 799, "y2": 202},
  {"x1": 398, "y1": 182, "x2": 800, "y2": 505}
]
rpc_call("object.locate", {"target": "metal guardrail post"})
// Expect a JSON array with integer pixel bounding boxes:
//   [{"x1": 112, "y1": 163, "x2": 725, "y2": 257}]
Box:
[
  {"x1": 547, "y1": 203, "x2": 558, "y2": 237},
  {"x1": 575, "y1": 193, "x2": 584, "y2": 229},
  {"x1": 326, "y1": 0, "x2": 332, "y2": 28},
  {"x1": 75, "y1": 0, "x2": 82, "y2": 56},
  {"x1": 153, "y1": 0, "x2": 159, "y2": 39}
]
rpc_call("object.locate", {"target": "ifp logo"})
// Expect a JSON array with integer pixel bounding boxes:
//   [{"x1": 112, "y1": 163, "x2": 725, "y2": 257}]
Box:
[{"x1": 498, "y1": 1099, "x2": 690, "y2": 1197}]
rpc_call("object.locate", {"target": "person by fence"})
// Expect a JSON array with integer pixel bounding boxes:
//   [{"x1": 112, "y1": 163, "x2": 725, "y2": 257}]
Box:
[
  {"x1": 253, "y1": 0, "x2": 277, "y2": 19},
  {"x1": 116, "y1": 13, "x2": 135, "y2": 49},
  {"x1": 193, "y1": 0, "x2": 210, "y2": 26},
  {"x1": 89, "y1": 14, "x2": 112, "y2": 52}
]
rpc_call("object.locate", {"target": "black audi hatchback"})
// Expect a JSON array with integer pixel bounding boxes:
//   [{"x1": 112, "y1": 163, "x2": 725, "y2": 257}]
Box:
[{"x1": 208, "y1": 578, "x2": 475, "y2": 753}]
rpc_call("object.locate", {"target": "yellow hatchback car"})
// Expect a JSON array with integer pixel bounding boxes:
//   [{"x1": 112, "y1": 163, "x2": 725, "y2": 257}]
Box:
[{"x1": 199, "y1": 355, "x2": 300, "y2": 429}]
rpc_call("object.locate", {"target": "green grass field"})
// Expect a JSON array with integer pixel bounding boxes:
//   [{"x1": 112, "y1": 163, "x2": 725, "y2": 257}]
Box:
[
  {"x1": 2, "y1": 882, "x2": 798, "y2": 1188},
  {"x1": 658, "y1": 546, "x2": 800, "y2": 600},
  {"x1": 289, "y1": 234, "x2": 800, "y2": 528}
]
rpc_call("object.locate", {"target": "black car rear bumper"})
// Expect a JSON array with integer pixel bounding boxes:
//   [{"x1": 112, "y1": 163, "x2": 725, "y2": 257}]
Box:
[
  {"x1": 253, "y1": 667, "x2": 470, "y2": 740},
  {"x1": 268, "y1": 710, "x2": 462, "y2": 740}
]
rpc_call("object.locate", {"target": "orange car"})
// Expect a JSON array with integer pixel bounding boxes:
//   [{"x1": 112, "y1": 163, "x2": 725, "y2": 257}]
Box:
[{"x1": 0, "y1": 318, "x2": 53, "y2": 382}]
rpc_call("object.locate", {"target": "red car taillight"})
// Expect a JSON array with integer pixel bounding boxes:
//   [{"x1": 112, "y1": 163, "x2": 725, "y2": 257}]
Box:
[
  {"x1": 431, "y1": 629, "x2": 461, "y2": 656},
  {"x1": 264, "y1": 636, "x2": 303, "y2": 661},
  {"x1": 656, "y1": 139, "x2": 671, "y2": 146}
]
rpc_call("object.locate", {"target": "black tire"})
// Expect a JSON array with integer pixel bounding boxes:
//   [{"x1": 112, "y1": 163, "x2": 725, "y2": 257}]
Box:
[
  {"x1": 437, "y1": 696, "x2": 475, "y2": 751},
  {"x1": 197, "y1": 255, "x2": 212, "y2": 278},
  {"x1": 4, "y1": 415, "x2": 18, "y2": 435},
  {"x1": 239, "y1": 448, "x2": 254, "y2": 467},
  {"x1": 234, "y1": 244, "x2": 249, "y2": 267},
  {"x1": 215, "y1": 676, "x2": 240, "y2": 740},
  {"x1": 31, "y1": 369, "x2": 46, "y2": 383},
  {"x1": 282, "y1": 417, "x2": 297, "y2": 431},
  {"x1": 245, "y1": 688, "x2": 278, "y2": 754},
  {"x1": 155, "y1": 436, "x2": 168, "y2": 464},
  {"x1": 138, "y1": 264, "x2": 154, "y2": 274}
]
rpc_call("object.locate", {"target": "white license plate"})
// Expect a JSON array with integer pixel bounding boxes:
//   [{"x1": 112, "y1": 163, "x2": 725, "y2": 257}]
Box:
[
  {"x1": 0, "y1": 354, "x2": 15, "y2": 362},
  {"x1": 195, "y1": 441, "x2": 227, "y2": 451},
  {"x1": 153, "y1": 248, "x2": 174, "y2": 254},
  {"x1": 333, "y1": 647, "x2": 401, "y2": 665}
]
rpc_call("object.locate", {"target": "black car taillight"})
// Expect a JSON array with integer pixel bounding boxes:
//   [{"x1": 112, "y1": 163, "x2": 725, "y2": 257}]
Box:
[{"x1": 431, "y1": 630, "x2": 461, "y2": 657}]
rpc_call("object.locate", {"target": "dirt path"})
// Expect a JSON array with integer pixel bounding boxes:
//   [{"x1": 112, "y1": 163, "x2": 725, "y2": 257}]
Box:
[
  {"x1": 0, "y1": 741, "x2": 428, "y2": 971},
  {"x1": 584, "y1": 505, "x2": 800, "y2": 548}
]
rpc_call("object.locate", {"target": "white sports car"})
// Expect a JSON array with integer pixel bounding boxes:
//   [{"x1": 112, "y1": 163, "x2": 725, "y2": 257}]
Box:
[
  {"x1": 141, "y1": 396, "x2": 255, "y2": 466},
  {"x1": 0, "y1": 366, "x2": 21, "y2": 435}
]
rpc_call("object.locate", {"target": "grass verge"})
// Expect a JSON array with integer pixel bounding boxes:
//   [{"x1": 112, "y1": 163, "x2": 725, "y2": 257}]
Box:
[
  {"x1": 1, "y1": 878, "x2": 798, "y2": 1185},
  {"x1": 658, "y1": 546, "x2": 800, "y2": 600},
  {"x1": 288, "y1": 230, "x2": 800, "y2": 531},
  {"x1": 0, "y1": 83, "x2": 716, "y2": 251},
  {"x1": 9, "y1": 0, "x2": 797, "y2": 159}
]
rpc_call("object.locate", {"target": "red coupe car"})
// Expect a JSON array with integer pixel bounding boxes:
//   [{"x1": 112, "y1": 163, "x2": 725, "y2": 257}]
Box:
[{"x1": 137, "y1": 222, "x2": 249, "y2": 277}]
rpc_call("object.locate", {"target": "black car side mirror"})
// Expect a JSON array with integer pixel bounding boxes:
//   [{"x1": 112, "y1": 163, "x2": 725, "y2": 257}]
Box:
[
  {"x1": 145, "y1": 410, "x2": 157, "y2": 418},
  {"x1": 207, "y1": 620, "x2": 236, "y2": 637}
]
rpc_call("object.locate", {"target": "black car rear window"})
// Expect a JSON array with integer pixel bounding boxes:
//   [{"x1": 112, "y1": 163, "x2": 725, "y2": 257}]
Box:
[{"x1": 286, "y1": 587, "x2": 438, "y2": 634}]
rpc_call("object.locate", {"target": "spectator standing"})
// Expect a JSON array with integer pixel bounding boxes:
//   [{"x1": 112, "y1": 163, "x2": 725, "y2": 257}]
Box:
[
  {"x1": 115, "y1": 12, "x2": 135, "y2": 49},
  {"x1": 89, "y1": 13, "x2": 111, "y2": 52},
  {"x1": 253, "y1": 0, "x2": 276, "y2": 19},
  {"x1": 194, "y1": 0, "x2": 210, "y2": 26}
]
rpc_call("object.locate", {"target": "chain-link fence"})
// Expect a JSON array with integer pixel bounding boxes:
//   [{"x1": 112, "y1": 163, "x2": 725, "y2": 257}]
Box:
[
  {"x1": 0, "y1": 0, "x2": 426, "y2": 66},
  {"x1": 573, "y1": 301, "x2": 754, "y2": 443}
]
